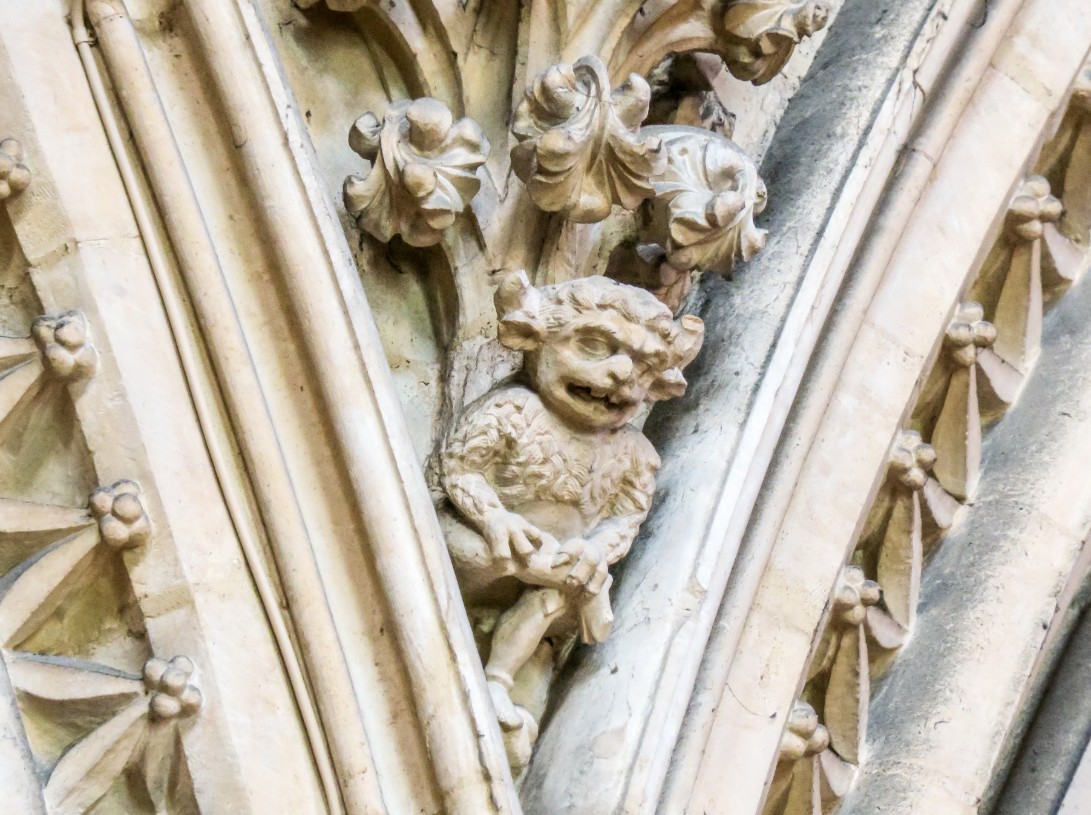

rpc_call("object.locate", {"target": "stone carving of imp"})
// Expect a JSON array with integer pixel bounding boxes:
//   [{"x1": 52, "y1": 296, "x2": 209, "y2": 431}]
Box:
[{"x1": 435, "y1": 271, "x2": 704, "y2": 769}]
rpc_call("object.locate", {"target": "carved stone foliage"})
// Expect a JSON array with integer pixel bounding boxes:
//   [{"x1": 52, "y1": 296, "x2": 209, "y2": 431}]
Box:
[
  {"x1": 298, "y1": 0, "x2": 829, "y2": 93},
  {"x1": 434, "y1": 272, "x2": 703, "y2": 771},
  {"x1": 0, "y1": 137, "x2": 31, "y2": 200},
  {"x1": 344, "y1": 98, "x2": 490, "y2": 247},
  {"x1": 766, "y1": 699, "x2": 840, "y2": 815},
  {"x1": 930, "y1": 303, "x2": 996, "y2": 501},
  {"x1": 0, "y1": 485, "x2": 204, "y2": 814},
  {"x1": 511, "y1": 56, "x2": 667, "y2": 223},
  {"x1": 767, "y1": 565, "x2": 879, "y2": 815},
  {"x1": 606, "y1": 126, "x2": 767, "y2": 312},
  {"x1": 721, "y1": 1, "x2": 831, "y2": 84},
  {"x1": 0, "y1": 434, "x2": 203, "y2": 815},
  {"x1": 317, "y1": 0, "x2": 812, "y2": 458},
  {"x1": 0, "y1": 313, "x2": 98, "y2": 495},
  {"x1": 10, "y1": 652, "x2": 202, "y2": 815},
  {"x1": 987, "y1": 176, "x2": 1063, "y2": 374}
]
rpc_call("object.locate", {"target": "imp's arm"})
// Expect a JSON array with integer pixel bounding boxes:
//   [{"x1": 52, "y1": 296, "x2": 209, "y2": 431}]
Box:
[
  {"x1": 440, "y1": 393, "x2": 525, "y2": 530},
  {"x1": 590, "y1": 439, "x2": 660, "y2": 565},
  {"x1": 440, "y1": 391, "x2": 550, "y2": 560}
]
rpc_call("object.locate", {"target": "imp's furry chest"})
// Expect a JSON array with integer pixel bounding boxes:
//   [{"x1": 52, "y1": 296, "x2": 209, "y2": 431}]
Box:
[{"x1": 490, "y1": 407, "x2": 636, "y2": 527}]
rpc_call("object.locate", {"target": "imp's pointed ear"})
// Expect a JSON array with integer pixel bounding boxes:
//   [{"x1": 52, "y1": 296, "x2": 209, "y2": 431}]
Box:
[
  {"x1": 495, "y1": 269, "x2": 546, "y2": 351},
  {"x1": 674, "y1": 314, "x2": 705, "y2": 369},
  {"x1": 648, "y1": 368, "x2": 688, "y2": 401}
]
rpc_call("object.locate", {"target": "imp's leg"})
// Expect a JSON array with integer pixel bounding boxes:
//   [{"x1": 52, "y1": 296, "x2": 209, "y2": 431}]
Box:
[{"x1": 486, "y1": 588, "x2": 567, "y2": 728}]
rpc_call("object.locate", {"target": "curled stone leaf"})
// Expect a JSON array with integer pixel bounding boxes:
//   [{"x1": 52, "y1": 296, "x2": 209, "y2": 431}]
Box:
[
  {"x1": 643, "y1": 126, "x2": 768, "y2": 276},
  {"x1": 343, "y1": 98, "x2": 489, "y2": 248},
  {"x1": 511, "y1": 56, "x2": 667, "y2": 223},
  {"x1": 0, "y1": 138, "x2": 31, "y2": 201},
  {"x1": 721, "y1": 0, "x2": 830, "y2": 85}
]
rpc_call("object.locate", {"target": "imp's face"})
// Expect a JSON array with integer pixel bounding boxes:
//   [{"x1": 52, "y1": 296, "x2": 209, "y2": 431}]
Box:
[{"x1": 528, "y1": 312, "x2": 670, "y2": 431}]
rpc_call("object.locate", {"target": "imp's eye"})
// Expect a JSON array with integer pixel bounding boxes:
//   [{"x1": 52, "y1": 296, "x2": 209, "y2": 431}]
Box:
[{"x1": 575, "y1": 335, "x2": 613, "y2": 358}]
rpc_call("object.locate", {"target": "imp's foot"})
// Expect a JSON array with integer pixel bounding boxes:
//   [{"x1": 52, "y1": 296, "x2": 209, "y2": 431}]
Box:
[
  {"x1": 487, "y1": 679, "x2": 523, "y2": 732},
  {"x1": 502, "y1": 705, "x2": 539, "y2": 772}
]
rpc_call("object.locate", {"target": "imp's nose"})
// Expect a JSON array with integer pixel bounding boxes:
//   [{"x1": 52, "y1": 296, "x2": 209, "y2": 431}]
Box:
[{"x1": 604, "y1": 354, "x2": 635, "y2": 384}]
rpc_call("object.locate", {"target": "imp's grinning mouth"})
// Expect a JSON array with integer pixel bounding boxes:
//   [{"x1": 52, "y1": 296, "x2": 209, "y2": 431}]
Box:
[{"x1": 566, "y1": 383, "x2": 632, "y2": 409}]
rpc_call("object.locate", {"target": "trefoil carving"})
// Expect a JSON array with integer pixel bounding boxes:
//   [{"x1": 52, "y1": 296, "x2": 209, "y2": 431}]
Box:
[
  {"x1": 0, "y1": 137, "x2": 30, "y2": 200},
  {"x1": 143, "y1": 655, "x2": 204, "y2": 721},
  {"x1": 32, "y1": 312, "x2": 98, "y2": 383},
  {"x1": 89, "y1": 480, "x2": 152, "y2": 551}
]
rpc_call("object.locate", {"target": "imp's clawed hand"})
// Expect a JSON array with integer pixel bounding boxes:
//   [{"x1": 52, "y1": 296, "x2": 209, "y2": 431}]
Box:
[
  {"x1": 484, "y1": 510, "x2": 557, "y2": 560},
  {"x1": 483, "y1": 511, "x2": 609, "y2": 593},
  {"x1": 553, "y1": 538, "x2": 610, "y2": 595}
]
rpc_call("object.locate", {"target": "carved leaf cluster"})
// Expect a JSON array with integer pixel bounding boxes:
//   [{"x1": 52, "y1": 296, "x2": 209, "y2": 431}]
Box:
[
  {"x1": 773, "y1": 150, "x2": 1087, "y2": 815},
  {"x1": 511, "y1": 56, "x2": 667, "y2": 223},
  {"x1": 344, "y1": 98, "x2": 490, "y2": 247},
  {"x1": 8, "y1": 653, "x2": 203, "y2": 815},
  {"x1": 0, "y1": 301, "x2": 203, "y2": 813}
]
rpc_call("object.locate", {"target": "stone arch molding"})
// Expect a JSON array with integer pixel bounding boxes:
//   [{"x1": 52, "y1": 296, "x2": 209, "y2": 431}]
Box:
[{"x1": 0, "y1": 1, "x2": 1088, "y2": 815}]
